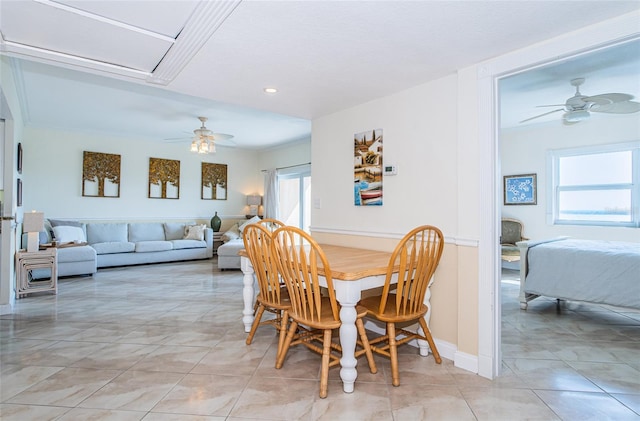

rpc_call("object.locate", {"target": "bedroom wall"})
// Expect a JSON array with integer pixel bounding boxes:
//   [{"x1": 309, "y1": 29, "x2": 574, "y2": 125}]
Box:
[{"x1": 500, "y1": 115, "x2": 640, "y2": 242}]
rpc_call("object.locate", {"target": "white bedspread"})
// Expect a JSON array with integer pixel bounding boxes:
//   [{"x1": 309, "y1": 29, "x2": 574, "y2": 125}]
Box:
[{"x1": 525, "y1": 239, "x2": 640, "y2": 309}]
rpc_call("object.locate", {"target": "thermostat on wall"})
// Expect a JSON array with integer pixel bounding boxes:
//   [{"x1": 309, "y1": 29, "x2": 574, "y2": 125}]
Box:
[{"x1": 383, "y1": 164, "x2": 397, "y2": 176}]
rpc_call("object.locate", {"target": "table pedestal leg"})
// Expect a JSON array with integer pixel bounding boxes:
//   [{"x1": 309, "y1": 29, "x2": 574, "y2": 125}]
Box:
[
  {"x1": 334, "y1": 280, "x2": 360, "y2": 393},
  {"x1": 240, "y1": 256, "x2": 255, "y2": 333}
]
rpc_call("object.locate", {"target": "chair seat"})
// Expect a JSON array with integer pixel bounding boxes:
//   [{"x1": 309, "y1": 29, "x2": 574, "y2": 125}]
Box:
[
  {"x1": 359, "y1": 294, "x2": 427, "y2": 323},
  {"x1": 256, "y1": 287, "x2": 291, "y2": 311},
  {"x1": 290, "y1": 297, "x2": 369, "y2": 330}
]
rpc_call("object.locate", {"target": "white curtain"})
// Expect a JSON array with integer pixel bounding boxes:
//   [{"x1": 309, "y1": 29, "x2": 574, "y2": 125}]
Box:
[{"x1": 263, "y1": 169, "x2": 278, "y2": 220}]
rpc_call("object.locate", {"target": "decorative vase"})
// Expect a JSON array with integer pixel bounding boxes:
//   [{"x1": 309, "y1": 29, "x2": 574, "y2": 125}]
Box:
[{"x1": 210, "y1": 212, "x2": 221, "y2": 232}]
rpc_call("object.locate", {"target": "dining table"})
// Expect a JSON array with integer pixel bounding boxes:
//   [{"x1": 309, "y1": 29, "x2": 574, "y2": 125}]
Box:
[{"x1": 238, "y1": 243, "x2": 437, "y2": 393}]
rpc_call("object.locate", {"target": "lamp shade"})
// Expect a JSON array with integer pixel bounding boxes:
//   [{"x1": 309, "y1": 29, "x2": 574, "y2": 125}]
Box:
[
  {"x1": 23, "y1": 211, "x2": 44, "y2": 233},
  {"x1": 247, "y1": 195, "x2": 262, "y2": 206}
]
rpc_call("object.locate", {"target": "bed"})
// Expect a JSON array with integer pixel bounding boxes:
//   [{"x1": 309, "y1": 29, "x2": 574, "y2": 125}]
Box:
[{"x1": 516, "y1": 237, "x2": 640, "y2": 310}]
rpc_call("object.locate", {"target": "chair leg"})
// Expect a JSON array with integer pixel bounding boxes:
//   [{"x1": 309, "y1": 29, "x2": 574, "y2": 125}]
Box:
[
  {"x1": 246, "y1": 304, "x2": 266, "y2": 345},
  {"x1": 387, "y1": 322, "x2": 400, "y2": 387},
  {"x1": 319, "y1": 329, "x2": 332, "y2": 399},
  {"x1": 275, "y1": 309, "x2": 289, "y2": 362},
  {"x1": 276, "y1": 320, "x2": 298, "y2": 369},
  {"x1": 418, "y1": 317, "x2": 442, "y2": 364},
  {"x1": 355, "y1": 318, "x2": 377, "y2": 374}
]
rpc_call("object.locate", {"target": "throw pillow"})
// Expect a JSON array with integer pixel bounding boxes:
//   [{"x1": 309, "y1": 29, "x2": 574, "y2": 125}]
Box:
[
  {"x1": 49, "y1": 219, "x2": 83, "y2": 228},
  {"x1": 52, "y1": 225, "x2": 86, "y2": 243},
  {"x1": 239, "y1": 215, "x2": 261, "y2": 233},
  {"x1": 221, "y1": 223, "x2": 241, "y2": 242},
  {"x1": 184, "y1": 224, "x2": 206, "y2": 241}
]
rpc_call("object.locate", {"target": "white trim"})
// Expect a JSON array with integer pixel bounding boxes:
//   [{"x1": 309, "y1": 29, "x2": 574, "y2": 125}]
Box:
[
  {"x1": 454, "y1": 351, "x2": 479, "y2": 374},
  {"x1": 0, "y1": 303, "x2": 14, "y2": 316},
  {"x1": 148, "y1": 1, "x2": 242, "y2": 85}
]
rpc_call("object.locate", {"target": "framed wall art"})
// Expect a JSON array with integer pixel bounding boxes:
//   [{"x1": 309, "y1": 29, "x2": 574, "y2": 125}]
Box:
[
  {"x1": 354, "y1": 128, "x2": 383, "y2": 206},
  {"x1": 148, "y1": 158, "x2": 180, "y2": 199},
  {"x1": 82, "y1": 151, "x2": 121, "y2": 198},
  {"x1": 201, "y1": 162, "x2": 227, "y2": 200},
  {"x1": 16, "y1": 178, "x2": 22, "y2": 207},
  {"x1": 17, "y1": 142, "x2": 23, "y2": 174},
  {"x1": 504, "y1": 173, "x2": 537, "y2": 205}
]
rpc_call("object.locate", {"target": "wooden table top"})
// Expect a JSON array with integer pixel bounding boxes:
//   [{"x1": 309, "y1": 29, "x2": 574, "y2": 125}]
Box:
[{"x1": 239, "y1": 243, "x2": 393, "y2": 281}]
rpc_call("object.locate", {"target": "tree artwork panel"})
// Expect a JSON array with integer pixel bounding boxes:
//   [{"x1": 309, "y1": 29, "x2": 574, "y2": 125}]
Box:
[
  {"x1": 354, "y1": 128, "x2": 383, "y2": 206},
  {"x1": 82, "y1": 151, "x2": 121, "y2": 197},
  {"x1": 201, "y1": 162, "x2": 227, "y2": 200},
  {"x1": 149, "y1": 157, "x2": 180, "y2": 199}
]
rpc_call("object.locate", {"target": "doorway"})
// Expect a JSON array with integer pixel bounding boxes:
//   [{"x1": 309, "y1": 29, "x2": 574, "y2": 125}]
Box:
[{"x1": 494, "y1": 38, "x2": 640, "y2": 376}]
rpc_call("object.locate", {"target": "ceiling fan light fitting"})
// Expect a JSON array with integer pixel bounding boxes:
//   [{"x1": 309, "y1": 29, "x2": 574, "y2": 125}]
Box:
[{"x1": 564, "y1": 110, "x2": 590, "y2": 123}]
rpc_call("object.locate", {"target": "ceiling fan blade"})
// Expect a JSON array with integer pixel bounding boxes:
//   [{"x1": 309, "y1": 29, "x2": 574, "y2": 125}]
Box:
[
  {"x1": 519, "y1": 108, "x2": 564, "y2": 123},
  {"x1": 591, "y1": 100, "x2": 640, "y2": 114},
  {"x1": 535, "y1": 104, "x2": 567, "y2": 108},
  {"x1": 585, "y1": 93, "x2": 634, "y2": 105},
  {"x1": 211, "y1": 133, "x2": 234, "y2": 141}
]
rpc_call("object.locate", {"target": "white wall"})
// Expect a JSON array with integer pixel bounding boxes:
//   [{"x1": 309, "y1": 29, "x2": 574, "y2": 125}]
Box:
[
  {"x1": 312, "y1": 74, "x2": 459, "y2": 236},
  {"x1": 22, "y1": 127, "x2": 311, "y2": 221},
  {"x1": 257, "y1": 138, "x2": 311, "y2": 175},
  {"x1": 501, "y1": 114, "x2": 640, "y2": 242}
]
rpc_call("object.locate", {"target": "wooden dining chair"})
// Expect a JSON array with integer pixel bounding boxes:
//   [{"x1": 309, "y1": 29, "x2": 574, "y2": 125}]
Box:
[
  {"x1": 249, "y1": 218, "x2": 285, "y2": 314},
  {"x1": 243, "y1": 223, "x2": 290, "y2": 361},
  {"x1": 271, "y1": 226, "x2": 377, "y2": 398},
  {"x1": 359, "y1": 225, "x2": 444, "y2": 387}
]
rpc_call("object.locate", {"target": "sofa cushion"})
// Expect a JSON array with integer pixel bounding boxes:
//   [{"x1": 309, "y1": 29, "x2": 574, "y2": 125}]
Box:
[
  {"x1": 239, "y1": 216, "x2": 261, "y2": 233},
  {"x1": 56, "y1": 245, "x2": 96, "y2": 263},
  {"x1": 221, "y1": 223, "x2": 240, "y2": 242},
  {"x1": 92, "y1": 241, "x2": 135, "y2": 255},
  {"x1": 49, "y1": 219, "x2": 84, "y2": 228},
  {"x1": 135, "y1": 240, "x2": 173, "y2": 253},
  {"x1": 39, "y1": 219, "x2": 53, "y2": 244},
  {"x1": 163, "y1": 223, "x2": 187, "y2": 241},
  {"x1": 129, "y1": 223, "x2": 165, "y2": 242},
  {"x1": 216, "y1": 238, "x2": 244, "y2": 256},
  {"x1": 87, "y1": 223, "x2": 128, "y2": 244},
  {"x1": 171, "y1": 239, "x2": 207, "y2": 250},
  {"x1": 184, "y1": 224, "x2": 206, "y2": 241},
  {"x1": 52, "y1": 225, "x2": 86, "y2": 243}
]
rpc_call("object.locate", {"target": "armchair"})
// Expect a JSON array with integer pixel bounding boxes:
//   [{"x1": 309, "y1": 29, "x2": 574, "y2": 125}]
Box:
[{"x1": 501, "y1": 218, "x2": 527, "y2": 266}]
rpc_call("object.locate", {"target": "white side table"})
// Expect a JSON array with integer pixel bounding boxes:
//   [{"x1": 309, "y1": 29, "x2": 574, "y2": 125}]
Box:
[{"x1": 15, "y1": 248, "x2": 58, "y2": 298}]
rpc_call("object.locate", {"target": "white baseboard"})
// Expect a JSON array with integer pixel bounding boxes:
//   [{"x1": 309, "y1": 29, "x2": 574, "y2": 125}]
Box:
[
  {"x1": 454, "y1": 350, "x2": 479, "y2": 374},
  {"x1": 0, "y1": 302, "x2": 14, "y2": 315}
]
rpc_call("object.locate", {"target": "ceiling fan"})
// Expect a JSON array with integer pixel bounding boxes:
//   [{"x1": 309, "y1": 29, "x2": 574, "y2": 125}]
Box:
[
  {"x1": 164, "y1": 117, "x2": 235, "y2": 153},
  {"x1": 520, "y1": 78, "x2": 640, "y2": 124}
]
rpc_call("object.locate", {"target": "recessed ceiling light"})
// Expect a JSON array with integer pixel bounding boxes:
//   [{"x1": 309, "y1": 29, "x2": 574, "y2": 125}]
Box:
[{"x1": 263, "y1": 87, "x2": 278, "y2": 94}]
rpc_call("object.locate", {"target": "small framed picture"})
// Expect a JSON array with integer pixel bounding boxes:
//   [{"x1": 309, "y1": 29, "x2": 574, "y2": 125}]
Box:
[
  {"x1": 504, "y1": 173, "x2": 537, "y2": 205},
  {"x1": 17, "y1": 178, "x2": 22, "y2": 207},
  {"x1": 17, "y1": 142, "x2": 23, "y2": 174}
]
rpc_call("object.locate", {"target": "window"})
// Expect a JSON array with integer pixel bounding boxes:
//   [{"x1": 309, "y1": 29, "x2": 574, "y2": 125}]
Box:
[
  {"x1": 278, "y1": 166, "x2": 311, "y2": 232},
  {"x1": 548, "y1": 142, "x2": 639, "y2": 227}
]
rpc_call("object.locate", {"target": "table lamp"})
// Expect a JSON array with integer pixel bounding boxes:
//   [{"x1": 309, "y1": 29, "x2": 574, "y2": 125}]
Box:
[
  {"x1": 247, "y1": 195, "x2": 261, "y2": 217},
  {"x1": 23, "y1": 211, "x2": 44, "y2": 252}
]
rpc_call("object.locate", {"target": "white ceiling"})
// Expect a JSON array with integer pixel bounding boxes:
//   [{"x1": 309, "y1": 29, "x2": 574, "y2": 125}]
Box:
[{"x1": 1, "y1": 1, "x2": 639, "y2": 149}]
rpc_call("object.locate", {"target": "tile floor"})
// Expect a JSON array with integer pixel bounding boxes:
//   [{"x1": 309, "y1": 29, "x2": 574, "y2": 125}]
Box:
[{"x1": 1, "y1": 262, "x2": 639, "y2": 420}]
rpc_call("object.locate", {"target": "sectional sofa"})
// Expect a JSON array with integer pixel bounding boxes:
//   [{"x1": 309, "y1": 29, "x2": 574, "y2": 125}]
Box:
[
  {"x1": 216, "y1": 216, "x2": 261, "y2": 270},
  {"x1": 31, "y1": 219, "x2": 213, "y2": 278}
]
